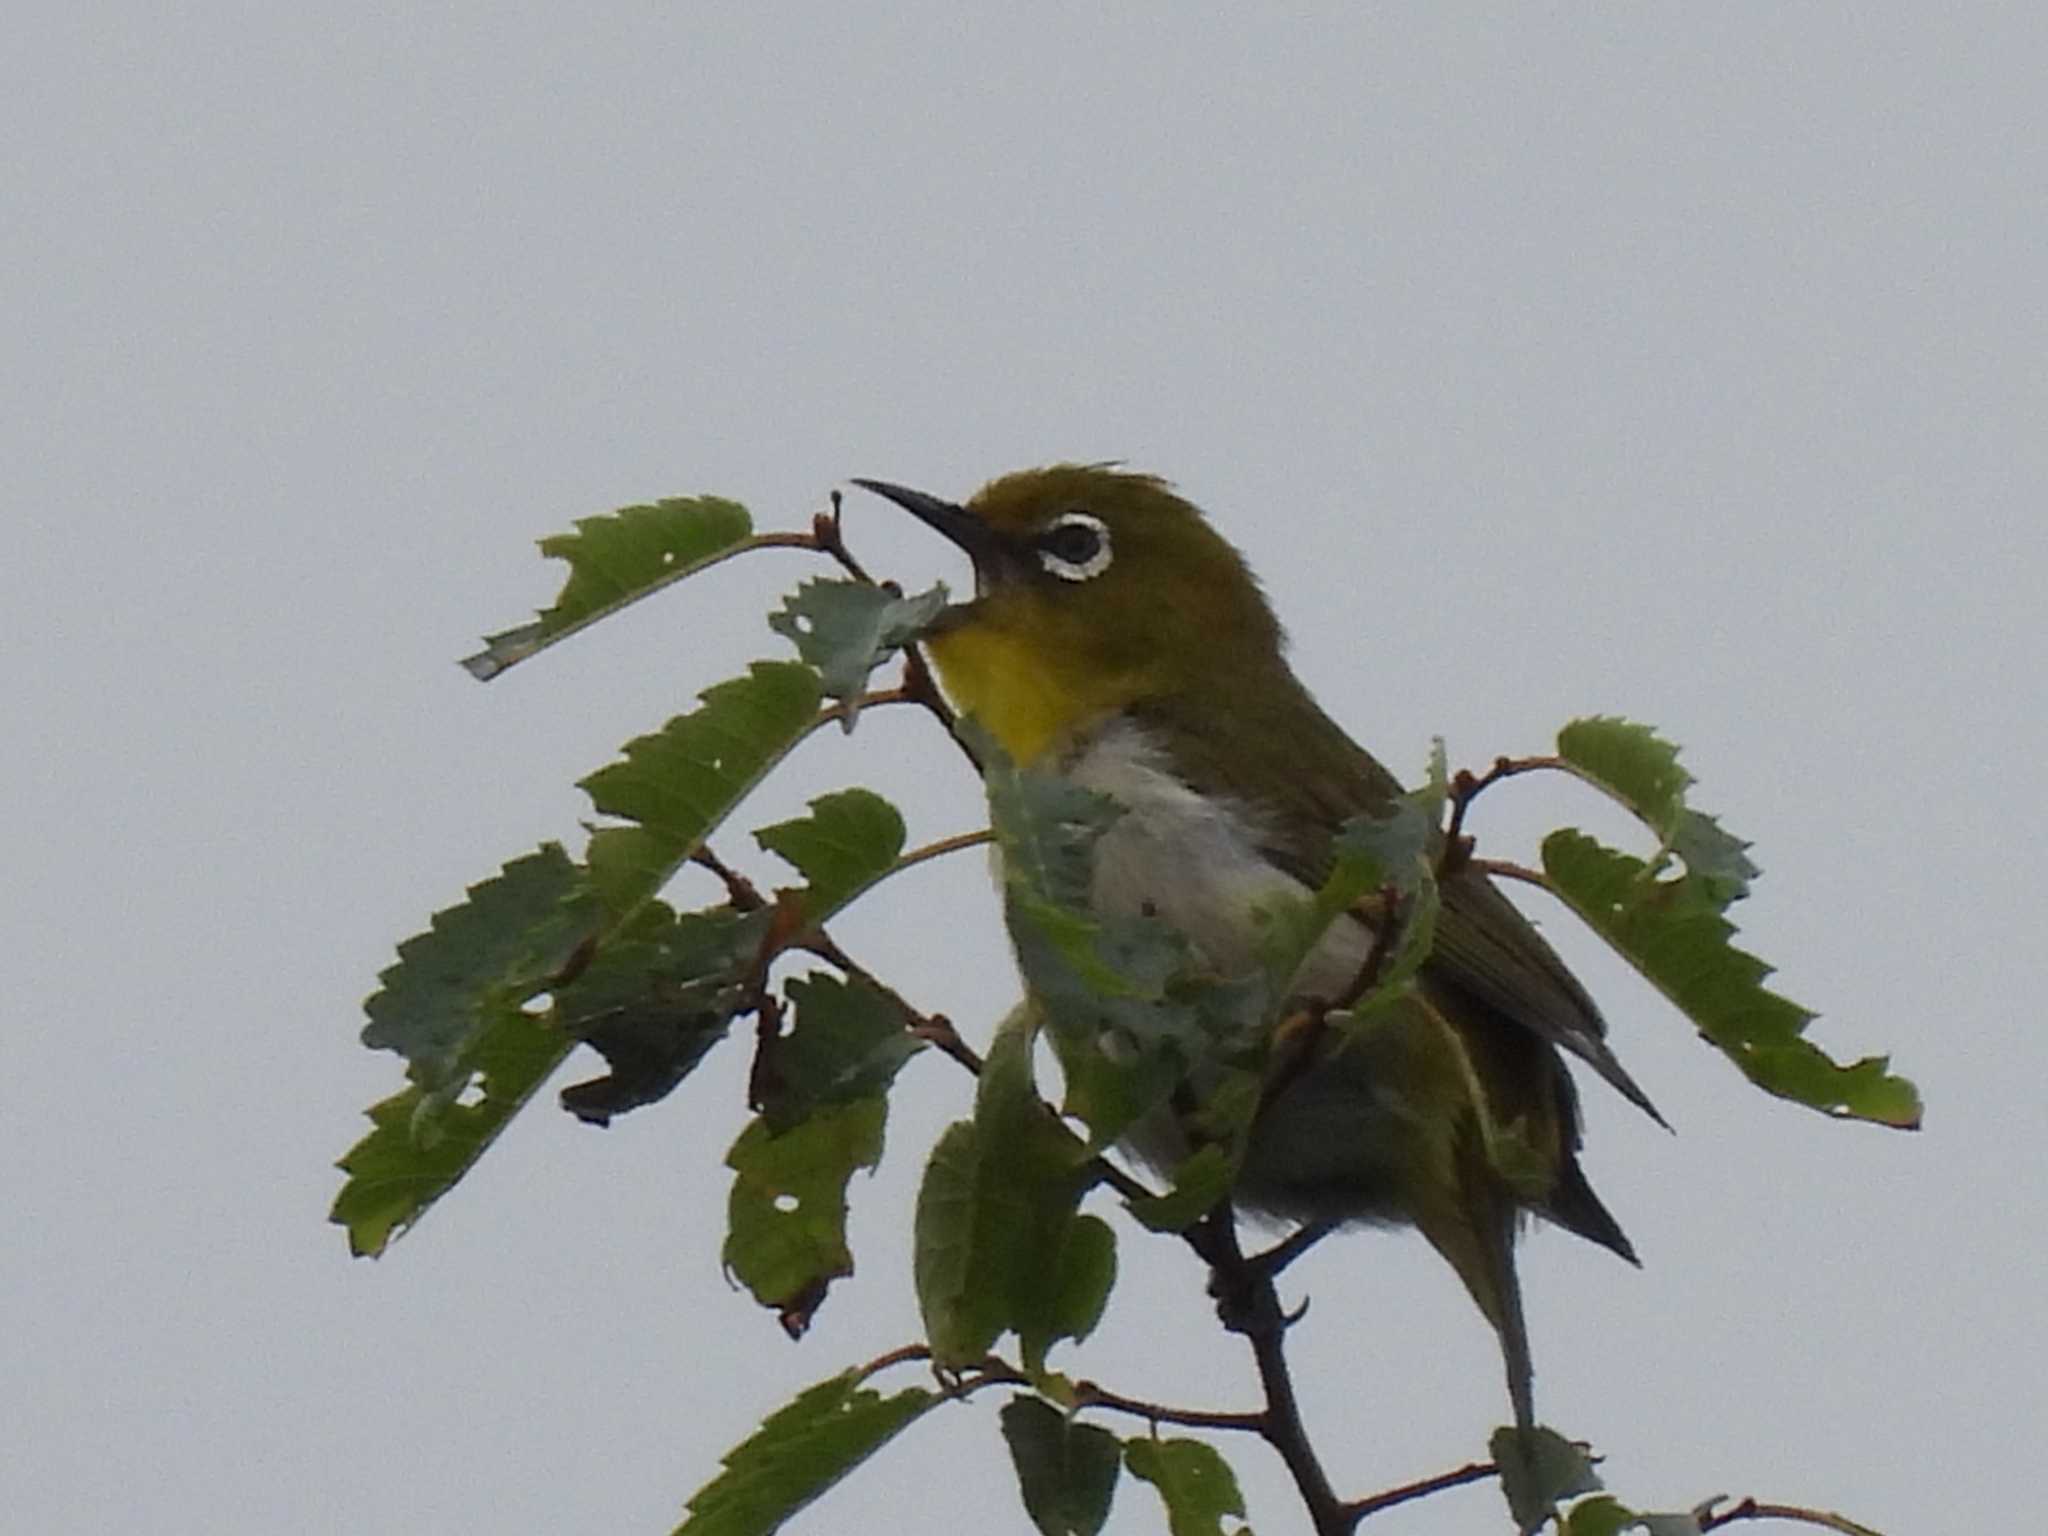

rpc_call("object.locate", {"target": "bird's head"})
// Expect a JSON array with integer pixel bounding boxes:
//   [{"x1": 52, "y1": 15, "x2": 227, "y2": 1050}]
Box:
[{"x1": 853, "y1": 465, "x2": 1284, "y2": 764}]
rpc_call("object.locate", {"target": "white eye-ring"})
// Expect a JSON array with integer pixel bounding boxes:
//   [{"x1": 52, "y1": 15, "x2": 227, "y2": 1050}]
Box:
[{"x1": 1036, "y1": 512, "x2": 1113, "y2": 582}]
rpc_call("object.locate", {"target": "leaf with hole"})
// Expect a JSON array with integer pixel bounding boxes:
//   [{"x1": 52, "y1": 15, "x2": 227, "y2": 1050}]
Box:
[{"x1": 463, "y1": 495, "x2": 755, "y2": 678}]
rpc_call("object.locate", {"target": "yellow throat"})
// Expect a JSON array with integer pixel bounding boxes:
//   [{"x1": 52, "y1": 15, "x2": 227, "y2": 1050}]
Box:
[{"x1": 923, "y1": 618, "x2": 1154, "y2": 767}]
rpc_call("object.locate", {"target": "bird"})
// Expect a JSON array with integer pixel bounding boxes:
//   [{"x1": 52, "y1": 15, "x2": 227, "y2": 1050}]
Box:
[{"x1": 851, "y1": 464, "x2": 1656, "y2": 1435}]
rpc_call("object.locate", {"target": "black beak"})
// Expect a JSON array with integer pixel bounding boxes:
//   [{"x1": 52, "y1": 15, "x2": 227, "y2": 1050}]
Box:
[{"x1": 849, "y1": 478, "x2": 1006, "y2": 569}]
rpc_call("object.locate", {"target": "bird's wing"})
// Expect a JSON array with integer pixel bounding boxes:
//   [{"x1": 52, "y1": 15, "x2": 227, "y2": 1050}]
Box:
[
  {"x1": 1429, "y1": 871, "x2": 1665, "y2": 1126},
  {"x1": 1129, "y1": 683, "x2": 1665, "y2": 1125}
]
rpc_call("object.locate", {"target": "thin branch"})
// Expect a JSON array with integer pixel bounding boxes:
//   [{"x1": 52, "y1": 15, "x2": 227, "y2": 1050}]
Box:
[
  {"x1": 851, "y1": 1342, "x2": 935, "y2": 1386},
  {"x1": 1697, "y1": 1496, "x2": 1890, "y2": 1536},
  {"x1": 1068, "y1": 1379, "x2": 1265, "y2": 1433},
  {"x1": 810, "y1": 494, "x2": 877, "y2": 583},
  {"x1": 1467, "y1": 857, "x2": 1551, "y2": 891},
  {"x1": 1443, "y1": 753, "x2": 1571, "y2": 849},
  {"x1": 822, "y1": 684, "x2": 920, "y2": 728},
  {"x1": 1328, "y1": 882, "x2": 1405, "y2": 1013},
  {"x1": 901, "y1": 642, "x2": 978, "y2": 768},
  {"x1": 689, "y1": 845, "x2": 767, "y2": 912},
  {"x1": 1341, "y1": 1459, "x2": 1498, "y2": 1521},
  {"x1": 1185, "y1": 1203, "x2": 1347, "y2": 1535},
  {"x1": 854, "y1": 1345, "x2": 1266, "y2": 1431},
  {"x1": 798, "y1": 932, "x2": 987, "y2": 1075},
  {"x1": 1256, "y1": 881, "x2": 1405, "y2": 1120},
  {"x1": 894, "y1": 827, "x2": 995, "y2": 874}
]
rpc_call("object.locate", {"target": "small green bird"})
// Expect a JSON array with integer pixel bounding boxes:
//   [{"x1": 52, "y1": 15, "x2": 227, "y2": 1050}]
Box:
[{"x1": 854, "y1": 465, "x2": 1657, "y2": 1433}]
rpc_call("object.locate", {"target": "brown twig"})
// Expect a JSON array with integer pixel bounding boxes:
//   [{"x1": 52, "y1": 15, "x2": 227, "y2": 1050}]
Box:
[
  {"x1": 1443, "y1": 754, "x2": 1569, "y2": 846},
  {"x1": 1329, "y1": 882, "x2": 1405, "y2": 1013},
  {"x1": 1184, "y1": 1202, "x2": 1347, "y2": 1535},
  {"x1": 797, "y1": 931, "x2": 987, "y2": 1076},
  {"x1": 689, "y1": 845, "x2": 767, "y2": 912},
  {"x1": 1696, "y1": 1496, "x2": 1889, "y2": 1536},
  {"x1": 810, "y1": 493, "x2": 877, "y2": 583},
  {"x1": 1069, "y1": 1378, "x2": 1264, "y2": 1433},
  {"x1": 1467, "y1": 857, "x2": 1552, "y2": 891},
  {"x1": 1257, "y1": 880, "x2": 1405, "y2": 1120},
  {"x1": 1341, "y1": 1459, "x2": 1499, "y2": 1522},
  {"x1": 855, "y1": 1345, "x2": 1269, "y2": 1432},
  {"x1": 894, "y1": 827, "x2": 995, "y2": 874}
]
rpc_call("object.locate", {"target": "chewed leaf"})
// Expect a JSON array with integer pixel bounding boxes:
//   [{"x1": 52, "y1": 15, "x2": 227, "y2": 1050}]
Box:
[
  {"x1": 1670, "y1": 809, "x2": 1761, "y2": 903},
  {"x1": 1544, "y1": 829, "x2": 1921, "y2": 1127},
  {"x1": 338, "y1": 663, "x2": 827, "y2": 1256},
  {"x1": 674, "y1": 1369, "x2": 938, "y2": 1536},
  {"x1": 1000, "y1": 1396, "x2": 1122, "y2": 1536},
  {"x1": 1555, "y1": 717, "x2": 1761, "y2": 897},
  {"x1": 332, "y1": 1005, "x2": 567, "y2": 1257},
  {"x1": 767, "y1": 577, "x2": 949, "y2": 724},
  {"x1": 975, "y1": 720, "x2": 1123, "y2": 910},
  {"x1": 1123, "y1": 1437, "x2": 1248, "y2": 1536},
  {"x1": 760, "y1": 973, "x2": 923, "y2": 1132},
  {"x1": 358, "y1": 843, "x2": 597, "y2": 1088},
  {"x1": 980, "y1": 729, "x2": 1261, "y2": 1149},
  {"x1": 753, "y1": 788, "x2": 908, "y2": 925},
  {"x1": 723, "y1": 1097, "x2": 887, "y2": 1333},
  {"x1": 1260, "y1": 785, "x2": 1439, "y2": 1003},
  {"x1": 553, "y1": 904, "x2": 773, "y2": 1125},
  {"x1": 580, "y1": 661, "x2": 825, "y2": 916},
  {"x1": 1556, "y1": 716, "x2": 1694, "y2": 835},
  {"x1": 463, "y1": 495, "x2": 754, "y2": 678},
  {"x1": 912, "y1": 1014, "x2": 1101, "y2": 1368}
]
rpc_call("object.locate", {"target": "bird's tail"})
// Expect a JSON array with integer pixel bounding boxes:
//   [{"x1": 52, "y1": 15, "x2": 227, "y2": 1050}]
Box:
[{"x1": 1416, "y1": 1127, "x2": 1537, "y2": 1435}]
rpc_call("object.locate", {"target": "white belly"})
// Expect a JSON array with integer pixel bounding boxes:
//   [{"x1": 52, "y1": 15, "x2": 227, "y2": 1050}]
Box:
[
  {"x1": 1055, "y1": 720, "x2": 1414, "y2": 1225},
  {"x1": 1066, "y1": 718, "x2": 1371, "y2": 999}
]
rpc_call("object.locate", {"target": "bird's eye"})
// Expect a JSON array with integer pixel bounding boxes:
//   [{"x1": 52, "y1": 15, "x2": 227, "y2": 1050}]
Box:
[{"x1": 1036, "y1": 512, "x2": 1113, "y2": 582}]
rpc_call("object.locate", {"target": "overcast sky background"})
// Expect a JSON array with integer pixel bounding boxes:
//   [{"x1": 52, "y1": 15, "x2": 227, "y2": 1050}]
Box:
[{"x1": 7, "y1": 6, "x2": 2043, "y2": 1534}]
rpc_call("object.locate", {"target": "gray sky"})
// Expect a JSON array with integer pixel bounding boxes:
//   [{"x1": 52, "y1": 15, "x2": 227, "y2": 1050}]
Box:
[{"x1": 7, "y1": 6, "x2": 2042, "y2": 1533}]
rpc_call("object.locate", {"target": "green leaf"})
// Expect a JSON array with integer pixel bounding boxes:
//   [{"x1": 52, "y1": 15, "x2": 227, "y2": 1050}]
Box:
[
  {"x1": 336, "y1": 844, "x2": 607, "y2": 1255},
  {"x1": 972, "y1": 729, "x2": 1276, "y2": 1154},
  {"x1": 462, "y1": 495, "x2": 754, "y2": 679},
  {"x1": 977, "y1": 725, "x2": 1125, "y2": 909},
  {"x1": 1543, "y1": 829, "x2": 1922, "y2": 1127},
  {"x1": 1027, "y1": 1214, "x2": 1118, "y2": 1365},
  {"x1": 1413, "y1": 735, "x2": 1451, "y2": 823},
  {"x1": 581, "y1": 661, "x2": 826, "y2": 917},
  {"x1": 358, "y1": 843, "x2": 597, "y2": 1088},
  {"x1": 674, "y1": 1369, "x2": 938, "y2": 1536},
  {"x1": 911, "y1": 1013, "x2": 1099, "y2": 1367},
  {"x1": 1000, "y1": 1396, "x2": 1122, "y2": 1536},
  {"x1": 1124, "y1": 1437, "x2": 1248, "y2": 1536},
  {"x1": 553, "y1": 903, "x2": 773, "y2": 1126},
  {"x1": 1556, "y1": 716, "x2": 1694, "y2": 834},
  {"x1": 753, "y1": 788, "x2": 908, "y2": 926},
  {"x1": 1492, "y1": 1426, "x2": 1601, "y2": 1536},
  {"x1": 759, "y1": 973, "x2": 924, "y2": 1132},
  {"x1": 912, "y1": 1119, "x2": 992, "y2": 1360},
  {"x1": 1669, "y1": 808, "x2": 1761, "y2": 904},
  {"x1": 1127, "y1": 1143, "x2": 1236, "y2": 1233},
  {"x1": 339, "y1": 662, "x2": 828, "y2": 1253},
  {"x1": 1562, "y1": 1494, "x2": 1640, "y2": 1536},
  {"x1": 723, "y1": 1097, "x2": 887, "y2": 1334},
  {"x1": 331, "y1": 1004, "x2": 567, "y2": 1257},
  {"x1": 1257, "y1": 767, "x2": 1441, "y2": 1005},
  {"x1": 1555, "y1": 717, "x2": 1759, "y2": 898},
  {"x1": 767, "y1": 577, "x2": 949, "y2": 723}
]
